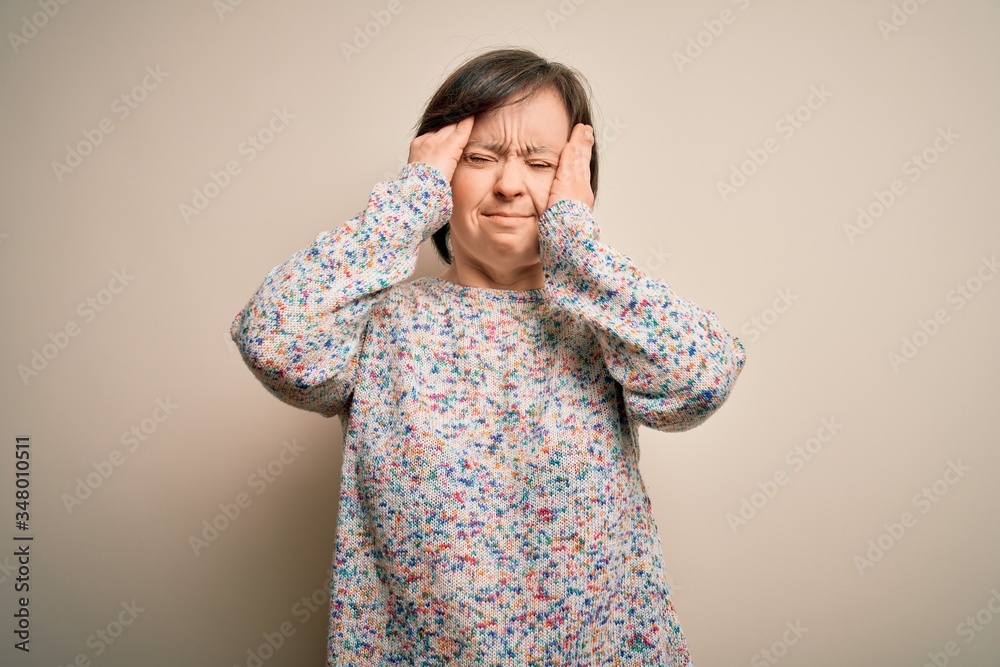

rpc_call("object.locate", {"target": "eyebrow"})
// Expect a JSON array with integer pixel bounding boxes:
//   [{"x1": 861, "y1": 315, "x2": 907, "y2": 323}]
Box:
[{"x1": 464, "y1": 140, "x2": 558, "y2": 157}]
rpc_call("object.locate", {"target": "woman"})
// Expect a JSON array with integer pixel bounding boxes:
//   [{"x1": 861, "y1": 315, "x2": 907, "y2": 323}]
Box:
[{"x1": 230, "y1": 47, "x2": 746, "y2": 666}]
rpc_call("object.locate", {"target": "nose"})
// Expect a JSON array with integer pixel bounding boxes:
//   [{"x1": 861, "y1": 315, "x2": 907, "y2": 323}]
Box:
[{"x1": 493, "y1": 158, "x2": 527, "y2": 200}]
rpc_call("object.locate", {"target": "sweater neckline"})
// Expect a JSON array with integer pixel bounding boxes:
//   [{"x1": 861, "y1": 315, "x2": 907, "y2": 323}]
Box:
[{"x1": 420, "y1": 276, "x2": 545, "y2": 303}]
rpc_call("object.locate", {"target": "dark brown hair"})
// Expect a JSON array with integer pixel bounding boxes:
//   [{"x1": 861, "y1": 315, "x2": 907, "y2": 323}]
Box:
[{"x1": 412, "y1": 47, "x2": 600, "y2": 265}]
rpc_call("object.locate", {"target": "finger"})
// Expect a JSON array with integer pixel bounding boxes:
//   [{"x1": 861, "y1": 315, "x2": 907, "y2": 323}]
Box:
[
  {"x1": 559, "y1": 124, "x2": 592, "y2": 168},
  {"x1": 436, "y1": 116, "x2": 471, "y2": 145},
  {"x1": 443, "y1": 115, "x2": 473, "y2": 132},
  {"x1": 568, "y1": 123, "x2": 591, "y2": 146},
  {"x1": 454, "y1": 115, "x2": 475, "y2": 141},
  {"x1": 574, "y1": 125, "x2": 594, "y2": 170},
  {"x1": 563, "y1": 129, "x2": 591, "y2": 173},
  {"x1": 435, "y1": 120, "x2": 459, "y2": 140}
]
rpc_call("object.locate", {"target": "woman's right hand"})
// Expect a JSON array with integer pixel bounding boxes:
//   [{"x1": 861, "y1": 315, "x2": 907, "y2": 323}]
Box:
[{"x1": 406, "y1": 116, "x2": 475, "y2": 183}]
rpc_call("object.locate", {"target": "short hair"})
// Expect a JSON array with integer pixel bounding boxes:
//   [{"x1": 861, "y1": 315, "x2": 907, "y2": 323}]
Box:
[{"x1": 412, "y1": 47, "x2": 600, "y2": 265}]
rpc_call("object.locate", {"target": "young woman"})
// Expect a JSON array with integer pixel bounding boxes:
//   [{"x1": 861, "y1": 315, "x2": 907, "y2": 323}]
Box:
[{"x1": 230, "y1": 47, "x2": 746, "y2": 666}]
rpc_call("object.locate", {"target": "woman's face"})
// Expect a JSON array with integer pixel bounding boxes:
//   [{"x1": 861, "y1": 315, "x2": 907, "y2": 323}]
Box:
[{"x1": 448, "y1": 86, "x2": 571, "y2": 277}]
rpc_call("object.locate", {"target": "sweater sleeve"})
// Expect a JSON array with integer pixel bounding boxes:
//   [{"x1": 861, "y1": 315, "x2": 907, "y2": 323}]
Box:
[
  {"x1": 229, "y1": 161, "x2": 452, "y2": 418},
  {"x1": 537, "y1": 198, "x2": 747, "y2": 433}
]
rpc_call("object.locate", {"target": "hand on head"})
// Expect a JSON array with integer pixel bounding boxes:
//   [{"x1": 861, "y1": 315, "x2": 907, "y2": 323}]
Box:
[
  {"x1": 408, "y1": 118, "x2": 595, "y2": 213},
  {"x1": 542, "y1": 122, "x2": 595, "y2": 212},
  {"x1": 407, "y1": 116, "x2": 475, "y2": 183}
]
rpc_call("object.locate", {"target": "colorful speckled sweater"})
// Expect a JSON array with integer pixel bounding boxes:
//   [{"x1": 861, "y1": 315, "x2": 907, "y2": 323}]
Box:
[{"x1": 230, "y1": 161, "x2": 746, "y2": 666}]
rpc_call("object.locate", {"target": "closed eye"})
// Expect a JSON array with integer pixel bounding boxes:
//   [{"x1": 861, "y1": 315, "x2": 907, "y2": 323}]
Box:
[{"x1": 464, "y1": 154, "x2": 553, "y2": 170}]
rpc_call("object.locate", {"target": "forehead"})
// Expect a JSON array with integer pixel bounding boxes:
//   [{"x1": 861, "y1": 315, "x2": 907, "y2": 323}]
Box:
[{"x1": 468, "y1": 87, "x2": 571, "y2": 147}]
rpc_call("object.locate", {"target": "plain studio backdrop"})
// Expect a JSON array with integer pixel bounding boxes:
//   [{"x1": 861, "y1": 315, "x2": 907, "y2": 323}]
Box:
[{"x1": 2, "y1": 0, "x2": 998, "y2": 665}]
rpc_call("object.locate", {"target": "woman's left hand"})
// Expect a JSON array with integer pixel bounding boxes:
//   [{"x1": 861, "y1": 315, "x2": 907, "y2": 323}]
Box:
[{"x1": 545, "y1": 123, "x2": 595, "y2": 212}]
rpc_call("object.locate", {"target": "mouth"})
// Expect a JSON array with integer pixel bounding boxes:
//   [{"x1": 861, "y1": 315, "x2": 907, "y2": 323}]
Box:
[{"x1": 483, "y1": 213, "x2": 533, "y2": 225}]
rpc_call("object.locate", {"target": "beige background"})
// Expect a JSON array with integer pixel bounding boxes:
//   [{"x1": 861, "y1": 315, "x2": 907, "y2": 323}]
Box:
[{"x1": 2, "y1": 0, "x2": 999, "y2": 665}]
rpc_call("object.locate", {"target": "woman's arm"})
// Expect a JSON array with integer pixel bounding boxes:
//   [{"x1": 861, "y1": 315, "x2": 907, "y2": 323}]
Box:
[
  {"x1": 537, "y1": 198, "x2": 747, "y2": 432},
  {"x1": 229, "y1": 161, "x2": 452, "y2": 418}
]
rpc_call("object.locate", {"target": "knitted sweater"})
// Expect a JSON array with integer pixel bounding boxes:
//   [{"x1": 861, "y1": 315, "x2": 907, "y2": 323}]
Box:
[{"x1": 229, "y1": 161, "x2": 746, "y2": 666}]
